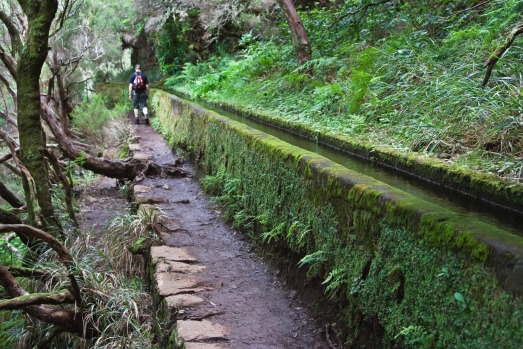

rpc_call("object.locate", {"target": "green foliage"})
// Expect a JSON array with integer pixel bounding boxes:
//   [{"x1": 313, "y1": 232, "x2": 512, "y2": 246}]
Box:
[
  {"x1": 104, "y1": 207, "x2": 164, "y2": 274},
  {"x1": 71, "y1": 93, "x2": 128, "y2": 143},
  {"x1": 0, "y1": 236, "x2": 25, "y2": 267},
  {"x1": 151, "y1": 93, "x2": 523, "y2": 348},
  {"x1": 0, "y1": 311, "x2": 26, "y2": 348},
  {"x1": 168, "y1": 0, "x2": 523, "y2": 180},
  {"x1": 153, "y1": 15, "x2": 192, "y2": 75},
  {"x1": 356, "y1": 223, "x2": 522, "y2": 348}
]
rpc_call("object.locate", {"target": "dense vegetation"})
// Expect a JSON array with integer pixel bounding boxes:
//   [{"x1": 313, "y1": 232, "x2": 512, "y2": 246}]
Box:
[
  {"x1": 1, "y1": 0, "x2": 523, "y2": 347},
  {"x1": 163, "y1": 0, "x2": 523, "y2": 181},
  {"x1": 150, "y1": 89, "x2": 522, "y2": 349}
]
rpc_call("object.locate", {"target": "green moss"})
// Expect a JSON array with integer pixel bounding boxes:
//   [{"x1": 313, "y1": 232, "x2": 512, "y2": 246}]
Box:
[
  {"x1": 190, "y1": 94, "x2": 523, "y2": 212},
  {"x1": 99, "y1": 84, "x2": 523, "y2": 348}
]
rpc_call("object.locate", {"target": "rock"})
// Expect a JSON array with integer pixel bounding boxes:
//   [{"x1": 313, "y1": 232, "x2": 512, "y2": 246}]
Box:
[
  {"x1": 166, "y1": 294, "x2": 205, "y2": 308},
  {"x1": 174, "y1": 199, "x2": 190, "y2": 204},
  {"x1": 177, "y1": 319, "x2": 229, "y2": 342},
  {"x1": 157, "y1": 261, "x2": 206, "y2": 274},
  {"x1": 128, "y1": 144, "x2": 141, "y2": 151},
  {"x1": 135, "y1": 194, "x2": 168, "y2": 204},
  {"x1": 184, "y1": 343, "x2": 227, "y2": 349},
  {"x1": 156, "y1": 274, "x2": 213, "y2": 297},
  {"x1": 151, "y1": 246, "x2": 198, "y2": 263},
  {"x1": 134, "y1": 185, "x2": 149, "y2": 193},
  {"x1": 133, "y1": 153, "x2": 150, "y2": 160},
  {"x1": 185, "y1": 343, "x2": 226, "y2": 349},
  {"x1": 163, "y1": 184, "x2": 170, "y2": 190}
]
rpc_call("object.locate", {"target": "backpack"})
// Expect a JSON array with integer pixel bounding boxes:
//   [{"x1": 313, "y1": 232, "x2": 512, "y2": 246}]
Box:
[{"x1": 133, "y1": 73, "x2": 144, "y2": 90}]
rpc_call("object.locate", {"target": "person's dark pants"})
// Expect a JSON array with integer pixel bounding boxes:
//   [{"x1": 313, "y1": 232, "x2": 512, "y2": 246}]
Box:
[{"x1": 133, "y1": 90, "x2": 148, "y2": 110}]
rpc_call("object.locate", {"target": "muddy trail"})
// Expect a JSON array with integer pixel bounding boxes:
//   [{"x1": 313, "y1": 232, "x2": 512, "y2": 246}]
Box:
[{"x1": 80, "y1": 116, "x2": 331, "y2": 349}]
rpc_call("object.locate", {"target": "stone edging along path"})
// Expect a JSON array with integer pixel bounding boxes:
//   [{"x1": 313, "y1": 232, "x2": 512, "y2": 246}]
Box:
[{"x1": 129, "y1": 121, "x2": 330, "y2": 349}]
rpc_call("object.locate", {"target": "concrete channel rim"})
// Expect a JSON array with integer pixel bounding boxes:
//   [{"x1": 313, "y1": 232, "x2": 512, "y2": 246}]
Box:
[
  {"x1": 97, "y1": 84, "x2": 523, "y2": 295},
  {"x1": 165, "y1": 91, "x2": 523, "y2": 294}
]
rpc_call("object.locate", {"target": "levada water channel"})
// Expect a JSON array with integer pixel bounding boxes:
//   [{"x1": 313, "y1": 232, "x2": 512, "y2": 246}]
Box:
[{"x1": 187, "y1": 97, "x2": 522, "y2": 238}]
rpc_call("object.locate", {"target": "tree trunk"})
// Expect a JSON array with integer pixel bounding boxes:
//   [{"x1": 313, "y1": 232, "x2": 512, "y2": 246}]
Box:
[
  {"x1": 16, "y1": 0, "x2": 59, "y2": 229},
  {"x1": 56, "y1": 71, "x2": 72, "y2": 136},
  {"x1": 276, "y1": 0, "x2": 312, "y2": 66},
  {"x1": 42, "y1": 103, "x2": 150, "y2": 179}
]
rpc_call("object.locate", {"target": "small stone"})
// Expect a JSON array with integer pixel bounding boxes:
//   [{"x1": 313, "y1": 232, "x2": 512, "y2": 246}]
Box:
[
  {"x1": 184, "y1": 343, "x2": 227, "y2": 349},
  {"x1": 128, "y1": 144, "x2": 141, "y2": 151},
  {"x1": 163, "y1": 184, "x2": 170, "y2": 190},
  {"x1": 166, "y1": 294, "x2": 205, "y2": 308},
  {"x1": 133, "y1": 153, "x2": 150, "y2": 161},
  {"x1": 134, "y1": 185, "x2": 149, "y2": 193}
]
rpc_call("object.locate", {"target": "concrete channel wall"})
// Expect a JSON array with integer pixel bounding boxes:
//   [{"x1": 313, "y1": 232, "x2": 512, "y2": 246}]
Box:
[{"x1": 101, "y1": 85, "x2": 523, "y2": 348}]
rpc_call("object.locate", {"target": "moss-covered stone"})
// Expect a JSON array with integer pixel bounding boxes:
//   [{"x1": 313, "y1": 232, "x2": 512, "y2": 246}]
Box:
[{"x1": 99, "y1": 84, "x2": 523, "y2": 349}]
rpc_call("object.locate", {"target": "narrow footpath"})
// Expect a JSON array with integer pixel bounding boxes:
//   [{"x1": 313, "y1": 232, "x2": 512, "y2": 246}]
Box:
[{"x1": 130, "y1": 118, "x2": 330, "y2": 349}]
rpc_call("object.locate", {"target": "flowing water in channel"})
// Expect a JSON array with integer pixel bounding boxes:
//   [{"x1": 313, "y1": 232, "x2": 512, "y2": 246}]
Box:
[{"x1": 189, "y1": 98, "x2": 523, "y2": 237}]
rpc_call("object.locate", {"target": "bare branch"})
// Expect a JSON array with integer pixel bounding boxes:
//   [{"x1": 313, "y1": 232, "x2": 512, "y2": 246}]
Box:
[
  {"x1": 0, "y1": 181, "x2": 24, "y2": 208},
  {"x1": 443, "y1": 0, "x2": 493, "y2": 19},
  {"x1": 0, "y1": 207, "x2": 22, "y2": 224},
  {"x1": 483, "y1": 24, "x2": 523, "y2": 87},
  {"x1": 0, "y1": 152, "x2": 14, "y2": 164},
  {"x1": 0, "y1": 67, "x2": 17, "y2": 101},
  {"x1": 0, "y1": 264, "x2": 95, "y2": 338},
  {"x1": 0, "y1": 128, "x2": 38, "y2": 197},
  {"x1": 0, "y1": 224, "x2": 74, "y2": 262},
  {"x1": 0, "y1": 290, "x2": 74, "y2": 310},
  {"x1": 45, "y1": 149, "x2": 78, "y2": 226},
  {"x1": 0, "y1": 224, "x2": 82, "y2": 304},
  {"x1": 41, "y1": 101, "x2": 150, "y2": 180},
  {"x1": 0, "y1": 45, "x2": 17, "y2": 80},
  {"x1": 0, "y1": 8, "x2": 23, "y2": 55},
  {"x1": 7, "y1": 266, "x2": 51, "y2": 279}
]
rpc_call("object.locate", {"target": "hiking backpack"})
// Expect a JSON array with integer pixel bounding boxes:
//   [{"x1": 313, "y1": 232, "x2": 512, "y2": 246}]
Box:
[{"x1": 133, "y1": 73, "x2": 144, "y2": 90}]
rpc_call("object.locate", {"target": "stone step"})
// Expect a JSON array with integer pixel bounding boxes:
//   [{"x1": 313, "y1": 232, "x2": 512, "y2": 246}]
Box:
[
  {"x1": 177, "y1": 319, "x2": 229, "y2": 342},
  {"x1": 156, "y1": 274, "x2": 213, "y2": 297},
  {"x1": 184, "y1": 343, "x2": 227, "y2": 349},
  {"x1": 166, "y1": 294, "x2": 205, "y2": 308},
  {"x1": 151, "y1": 246, "x2": 198, "y2": 263}
]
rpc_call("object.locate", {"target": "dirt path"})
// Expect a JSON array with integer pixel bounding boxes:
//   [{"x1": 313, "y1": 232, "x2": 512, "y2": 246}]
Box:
[{"x1": 130, "y1": 119, "x2": 330, "y2": 348}]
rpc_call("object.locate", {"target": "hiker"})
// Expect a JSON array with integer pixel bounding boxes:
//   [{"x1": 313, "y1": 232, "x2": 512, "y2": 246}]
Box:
[{"x1": 128, "y1": 64, "x2": 150, "y2": 125}]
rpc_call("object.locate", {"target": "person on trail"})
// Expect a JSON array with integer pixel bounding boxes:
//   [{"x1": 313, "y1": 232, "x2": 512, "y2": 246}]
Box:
[{"x1": 128, "y1": 64, "x2": 150, "y2": 125}]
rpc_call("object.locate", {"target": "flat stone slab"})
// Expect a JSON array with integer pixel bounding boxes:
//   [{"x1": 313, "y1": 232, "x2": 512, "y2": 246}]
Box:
[
  {"x1": 177, "y1": 319, "x2": 229, "y2": 342},
  {"x1": 135, "y1": 194, "x2": 169, "y2": 204},
  {"x1": 151, "y1": 246, "x2": 198, "y2": 263},
  {"x1": 185, "y1": 344, "x2": 227, "y2": 349},
  {"x1": 128, "y1": 144, "x2": 141, "y2": 151},
  {"x1": 133, "y1": 153, "x2": 150, "y2": 160},
  {"x1": 134, "y1": 185, "x2": 150, "y2": 193},
  {"x1": 157, "y1": 261, "x2": 205, "y2": 274},
  {"x1": 166, "y1": 294, "x2": 205, "y2": 308},
  {"x1": 156, "y1": 274, "x2": 212, "y2": 296}
]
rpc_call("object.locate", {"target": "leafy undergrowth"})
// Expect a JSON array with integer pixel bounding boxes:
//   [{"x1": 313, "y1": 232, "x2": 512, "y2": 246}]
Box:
[
  {"x1": 0, "y1": 97, "x2": 159, "y2": 348},
  {"x1": 165, "y1": 0, "x2": 523, "y2": 182},
  {"x1": 0, "y1": 206, "x2": 162, "y2": 348}
]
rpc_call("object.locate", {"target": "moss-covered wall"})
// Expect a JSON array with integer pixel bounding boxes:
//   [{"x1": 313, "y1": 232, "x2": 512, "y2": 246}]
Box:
[
  {"x1": 101, "y1": 85, "x2": 523, "y2": 348},
  {"x1": 206, "y1": 99, "x2": 523, "y2": 214}
]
